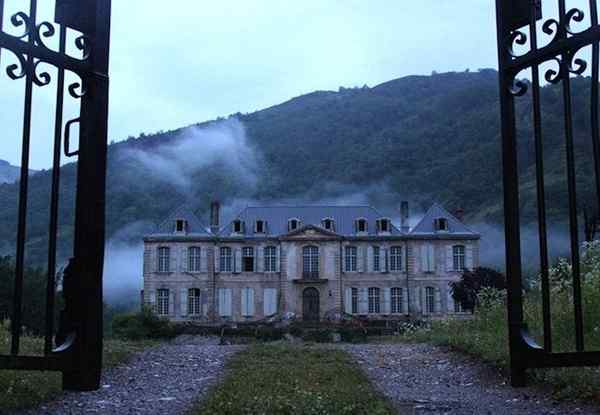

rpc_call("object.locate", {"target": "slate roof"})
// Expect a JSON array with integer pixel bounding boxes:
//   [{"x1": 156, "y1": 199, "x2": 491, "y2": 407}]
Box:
[
  {"x1": 155, "y1": 205, "x2": 210, "y2": 235},
  {"x1": 410, "y1": 203, "x2": 478, "y2": 236},
  {"x1": 219, "y1": 205, "x2": 401, "y2": 237}
]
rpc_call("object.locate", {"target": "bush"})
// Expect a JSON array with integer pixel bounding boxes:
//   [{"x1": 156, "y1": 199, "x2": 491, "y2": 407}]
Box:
[
  {"x1": 301, "y1": 328, "x2": 332, "y2": 343},
  {"x1": 112, "y1": 307, "x2": 177, "y2": 340},
  {"x1": 339, "y1": 327, "x2": 367, "y2": 343},
  {"x1": 255, "y1": 326, "x2": 284, "y2": 342}
]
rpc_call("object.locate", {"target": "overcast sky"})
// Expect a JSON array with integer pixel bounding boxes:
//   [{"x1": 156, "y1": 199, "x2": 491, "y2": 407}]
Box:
[{"x1": 0, "y1": 1, "x2": 500, "y2": 169}]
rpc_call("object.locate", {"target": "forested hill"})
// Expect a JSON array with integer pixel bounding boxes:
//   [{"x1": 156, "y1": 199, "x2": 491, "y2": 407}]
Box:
[{"x1": 0, "y1": 69, "x2": 596, "y2": 263}]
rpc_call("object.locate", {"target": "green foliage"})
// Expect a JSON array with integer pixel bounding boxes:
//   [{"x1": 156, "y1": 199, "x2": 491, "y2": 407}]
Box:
[
  {"x1": 111, "y1": 307, "x2": 177, "y2": 340},
  {"x1": 450, "y1": 267, "x2": 506, "y2": 311},
  {"x1": 193, "y1": 344, "x2": 395, "y2": 414}
]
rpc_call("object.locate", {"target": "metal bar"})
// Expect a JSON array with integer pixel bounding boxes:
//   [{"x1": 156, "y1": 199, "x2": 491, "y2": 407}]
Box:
[
  {"x1": 590, "y1": 1, "x2": 600, "y2": 236},
  {"x1": 529, "y1": 0, "x2": 552, "y2": 353},
  {"x1": 558, "y1": 0, "x2": 585, "y2": 352},
  {"x1": 0, "y1": 0, "x2": 4, "y2": 65},
  {"x1": 0, "y1": 31, "x2": 92, "y2": 77},
  {"x1": 495, "y1": 0, "x2": 527, "y2": 387},
  {"x1": 508, "y1": 24, "x2": 600, "y2": 73},
  {"x1": 11, "y1": 0, "x2": 37, "y2": 356},
  {"x1": 44, "y1": 25, "x2": 67, "y2": 355}
]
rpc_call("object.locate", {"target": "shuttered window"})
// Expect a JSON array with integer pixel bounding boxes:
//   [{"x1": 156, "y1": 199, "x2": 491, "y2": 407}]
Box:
[
  {"x1": 303, "y1": 246, "x2": 319, "y2": 279},
  {"x1": 345, "y1": 246, "x2": 357, "y2": 272},
  {"x1": 188, "y1": 288, "x2": 201, "y2": 315},
  {"x1": 241, "y1": 287, "x2": 255, "y2": 317},
  {"x1": 426, "y1": 287, "x2": 435, "y2": 313},
  {"x1": 264, "y1": 246, "x2": 277, "y2": 272},
  {"x1": 351, "y1": 287, "x2": 359, "y2": 314},
  {"x1": 453, "y1": 245, "x2": 465, "y2": 271},
  {"x1": 373, "y1": 246, "x2": 380, "y2": 272},
  {"x1": 368, "y1": 287, "x2": 380, "y2": 314},
  {"x1": 188, "y1": 247, "x2": 201, "y2": 272},
  {"x1": 242, "y1": 247, "x2": 254, "y2": 272},
  {"x1": 157, "y1": 289, "x2": 169, "y2": 316},
  {"x1": 218, "y1": 288, "x2": 232, "y2": 317},
  {"x1": 391, "y1": 287, "x2": 403, "y2": 313},
  {"x1": 264, "y1": 288, "x2": 278, "y2": 316},
  {"x1": 390, "y1": 246, "x2": 402, "y2": 271},
  {"x1": 158, "y1": 247, "x2": 170, "y2": 273},
  {"x1": 220, "y1": 247, "x2": 232, "y2": 272}
]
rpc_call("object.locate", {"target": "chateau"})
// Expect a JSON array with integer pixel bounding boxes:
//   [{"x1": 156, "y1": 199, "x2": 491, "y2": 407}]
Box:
[{"x1": 142, "y1": 202, "x2": 480, "y2": 323}]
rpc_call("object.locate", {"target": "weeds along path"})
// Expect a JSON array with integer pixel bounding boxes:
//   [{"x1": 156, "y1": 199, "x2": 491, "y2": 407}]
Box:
[
  {"x1": 21, "y1": 336, "x2": 244, "y2": 415},
  {"x1": 342, "y1": 343, "x2": 600, "y2": 415}
]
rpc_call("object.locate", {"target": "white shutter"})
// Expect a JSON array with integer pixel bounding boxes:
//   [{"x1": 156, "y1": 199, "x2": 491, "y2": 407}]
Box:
[
  {"x1": 214, "y1": 247, "x2": 220, "y2": 273},
  {"x1": 241, "y1": 288, "x2": 249, "y2": 316},
  {"x1": 447, "y1": 288, "x2": 455, "y2": 314},
  {"x1": 402, "y1": 289, "x2": 409, "y2": 314},
  {"x1": 428, "y1": 244, "x2": 435, "y2": 272},
  {"x1": 181, "y1": 247, "x2": 188, "y2": 273},
  {"x1": 380, "y1": 246, "x2": 386, "y2": 273},
  {"x1": 234, "y1": 248, "x2": 242, "y2": 273},
  {"x1": 218, "y1": 288, "x2": 232, "y2": 317},
  {"x1": 257, "y1": 247, "x2": 264, "y2": 273},
  {"x1": 366, "y1": 246, "x2": 373, "y2": 272},
  {"x1": 247, "y1": 288, "x2": 255, "y2": 316},
  {"x1": 419, "y1": 287, "x2": 425, "y2": 314},
  {"x1": 358, "y1": 287, "x2": 368, "y2": 314},
  {"x1": 342, "y1": 246, "x2": 347, "y2": 272},
  {"x1": 218, "y1": 289, "x2": 225, "y2": 316},
  {"x1": 201, "y1": 247, "x2": 208, "y2": 272},
  {"x1": 264, "y1": 288, "x2": 277, "y2": 316},
  {"x1": 383, "y1": 288, "x2": 391, "y2": 314},
  {"x1": 169, "y1": 247, "x2": 177, "y2": 273},
  {"x1": 383, "y1": 248, "x2": 389, "y2": 273},
  {"x1": 149, "y1": 291, "x2": 156, "y2": 312},
  {"x1": 276, "y1": 246, "x2": 281, "y2": 272},
  {"x1": 435, "y1": 287, "x2": 441, "y2": 313},
  {"x1": 169, "y1": 291, "x2": 175, "y2": 315},
  {"x1": 344, "y1": 287, "x2": 352, "y2": 314},
  {"x1": 358, "y1": 246, "x2": 366, "y2": 273},
  {"x1": 202, "y1": 290, "x2": 209, "y2": 316},
  {"x1": 420, "y1": 245, "x2": 427, "y2": 272},
  {"x1": 466, "y1": 245, "x2": 473, "y2": 270},
  {"x1": 180, "y1": 288, "x2": 188, "y2": 316},
  {"x1": 226, "y1": 288, "x2": 232, "y2": 316},
  {"x1": 150, "y1": 248, "x2": 157, "y2": 273},
  {"x1": 446, "y1": 245, "x2": 454, "y2": 271}
]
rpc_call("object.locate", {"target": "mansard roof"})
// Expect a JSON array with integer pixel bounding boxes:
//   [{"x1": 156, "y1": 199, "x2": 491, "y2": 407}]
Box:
[
  {"x1": 220, "y1": 205, "x2": 402, "y2": 237},
  {"x1": 154, "y1": 205, "x2": 211, "y2": 235},
  {"x1": 410, "y1": 203, "x2": 478, "y2": 236}
]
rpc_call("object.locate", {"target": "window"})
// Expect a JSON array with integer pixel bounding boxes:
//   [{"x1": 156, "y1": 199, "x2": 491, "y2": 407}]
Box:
[
  {"x1": 233, "y1": 220, "x2": 243, "y2": 233},
  {"x1": 390, "y1": 246, "x2": 402, "y2": 271},
  {"x1": 454, "y1": 301, "x2": 464, "y2": 313},
  {"x1": 422, "y1": 244, "x2": 435, "y2": 272},
  {"x1": 218, "y1": 288, "x2": 232, "y2": 317},
  {"x1": 188, "y1": 247, "x2": 201, "y2": 272},
  {"x1": 426, "y1": 287, "x2": 435, "y2": 313},
  {"x1": 373, "y1": 246, "x2": 380, "y2": 272},
  {"x1": 264, "y1": 246, "x2": 277, "y2": 272},
  {"x1": 188, "y1": 288, "x2": 201, "y2": 315},
  {"x1": 357, "y1": 218, "x2": 367, "y2": 233},
  {"x1": 175, "y1": 219, "x2": 186, "y2": 232},
  {"x1": 435, "y1": 218, "x2": 449, "y2": 231},
  {"x1": 157, "y1": 289, "x2": 169, "y2": 316},
  {"x1": 158, "y1": 247, "x2": 170, "y2": 273},
  {"x1": 453, "y1": 245, "x2": 465, "y2": 271},
  {"x1": 242, "y1": 247, "x2": 254, "y2": 272},
  {"x1": 255, "y1": 220, "x2": 264, "y2": 233},
  {"x1": 351, "y1": 287, "x2": 359, "y2": 314},
  {"x1": 220, "y1": 247, "x2": 232, "y2": 272},
  {"x1": 391, "y1": 287, "x2": 403, "y2": 313},
  {"x1": 303, "y1": 245, "x2": 319, "y2": 279},
  {"x1": 368, "y1": 287, "x2": 380, "y2": 313},
  {"x1": 264, "y1": 288, "x2": 278, "y2": 315},
  {"x1": 377, "y1": 218, "x2": 390, "y2": 233},
  {"x1": 345, "y1": 246, "x2": 357, "y2": 272},
  {"x1": 241, "y1": 287, "x2": 255, "y2": 317},
  {"x1": 322, "y1": 218, "x2": 334, "y2": 231},
  {"x1": 288, "y1": 218, "x2": 300, "y2": 232}
]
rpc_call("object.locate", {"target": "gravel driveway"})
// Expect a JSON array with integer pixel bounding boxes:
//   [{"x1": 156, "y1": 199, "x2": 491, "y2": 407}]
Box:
[
  {"x1": 22, "y1": 336, "x2": 244, "y2": 415},
  {"x1": 341, "y1": 343, "x2": 600, "y2": 415}
]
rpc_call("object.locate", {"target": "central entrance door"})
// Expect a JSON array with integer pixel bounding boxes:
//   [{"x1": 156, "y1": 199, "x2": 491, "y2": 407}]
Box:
[{"x1": 302, "y1": 287, "x2": 320, "y2": 321}]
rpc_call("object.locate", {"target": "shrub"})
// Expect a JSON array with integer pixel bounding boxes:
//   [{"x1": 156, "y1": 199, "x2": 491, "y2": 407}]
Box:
[
  {"x1": 255, "y1": 326, "x2": 284, "y2": 342},
  {"x1": 112, "y1": 307, "x2": 177, "y2": 340},
  {"x1": 339, "y1": 327, "x2": 367, "y2": 343}
]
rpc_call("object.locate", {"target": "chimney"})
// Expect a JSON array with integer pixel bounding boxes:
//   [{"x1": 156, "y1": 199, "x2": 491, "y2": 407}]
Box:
[
  {"x1": 210, "y1": 201, "x2": 220, "y2": 234},
  {"x1": 400, "y1": 201, "x2": 409, "y2": 233},
  {"x1": 454, "y1": 207, "x2": 465, "y2": 222}
]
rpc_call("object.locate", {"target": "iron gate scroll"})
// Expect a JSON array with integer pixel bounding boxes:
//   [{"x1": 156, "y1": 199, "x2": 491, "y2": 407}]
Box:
[
  {"x1": 496, "y1": 0, "x2": 600, "y2": 386},
  {"x1": 0, "y1": 1, "x2": 111, "y2": 391}
]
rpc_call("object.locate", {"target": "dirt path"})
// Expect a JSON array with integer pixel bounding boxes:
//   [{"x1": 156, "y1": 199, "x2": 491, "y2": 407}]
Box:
[
  {"x1": 21, "y1": 336, "x2": 244, "y2": 415},
  {"x1": 341, "y1": 343, "x2": 600, "y2": 415}
]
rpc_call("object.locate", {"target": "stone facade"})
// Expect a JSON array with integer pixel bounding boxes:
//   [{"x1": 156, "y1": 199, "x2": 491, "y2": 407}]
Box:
[{"x1": 142, "y1": 203, "x2": 480, "y2": 323}]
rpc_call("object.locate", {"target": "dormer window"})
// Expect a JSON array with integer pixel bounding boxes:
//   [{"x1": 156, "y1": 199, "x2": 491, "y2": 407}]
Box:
[
  {"x1": 356, "y1": 218, "x2": 368, "y2": 233},
  {"x1": 377, "y1": 218, "x2": 390, "y2": 233},
  {"x1": 322, "y1": 218, "x2": 335, "y2": 232},
  {"x1": 288, "y1": 218, "x2": 300, "y2": 232},
  {"x1": 434, "y1": 218, "x2": 449, "y2": 232},
  {"x1": 233, "y1": 219, "x2": 244, "y2": 234},
  {"x1": 255, "y1": 220, "x2": 265, "y2": 234},
  {"x1": 175, "y1": 219, "x2": 187, "y2": 233}
]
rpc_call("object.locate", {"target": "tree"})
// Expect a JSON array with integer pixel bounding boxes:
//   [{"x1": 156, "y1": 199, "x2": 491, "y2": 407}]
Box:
[{"x1": 450, "y1": 267, "x2": 506, "y2": 312}]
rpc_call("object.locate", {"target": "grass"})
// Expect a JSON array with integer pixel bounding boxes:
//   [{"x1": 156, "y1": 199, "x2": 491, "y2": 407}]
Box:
[
  {"x1": 0, "y1": 321, "x2": 159, "y2": 412},
  {"x1": 192, "y1": 343, "x2": 395, "y2": 415}
]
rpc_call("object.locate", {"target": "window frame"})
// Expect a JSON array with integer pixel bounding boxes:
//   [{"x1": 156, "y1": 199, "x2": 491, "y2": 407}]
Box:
[
  {"x1": 435, "y1": 218, "x2": 449, "y2": 231},
  {"x1": 157, "y1": 288, "x2": 169, "y2": 316},
  {"x1": 233, "y1": 219, "x2": 243, "y2": 234},
  {"x1": 373, "y1": 246, "x2": 380, "y2": 272},
  {"x1": 322, "y1": 217, "x2": 335, "y2": 232},
  {"x1": 220, "y1": 246, "x2": 233, "y2": 272},
  {"x1": 188, "y1": 246, "x2": 201, "y2": 272},
  {"x1": 175, "y1": 219, "x2": 186, "y2": 233},
  {"x1": 356, "y1": 218, "x2": 368, "y2": 233},
  {"x1": 425, "y1": 287, "x2": 435, "y2": 313},
  {"x1": 158, "y1": 246, "x2": 170, "y2": 273},
  {"x1": 288, "y1": 218, "x2": 300, "y2": 232},
  {"x1": 351, "y1": 287, "x2": 359, "y2": 314},
  {"x1": 391, "y1": 287, "x2": 403, "y2": 314},
  {"x1": 188, "y1": 288, "x2": 201, "y2": 315},
  {"x1": 453, "y1": 245, "x2": 466, "y2": 271},
  {"x1": 242, "y1": 246, "x2": 255, "y2": 272},
  {"x1": 390, "y1": 246, "x2": 403, "y2": 272},
  {"x1": 345, "y1": 246, "x2": 358, "y2": 272},
  {"x1": 255, "y1": 220, "x2": 265, "y2": 234},
  {"x1": 302, "y1": 245, "x2": 319, "y2": 279},
  {"x1": 368, "y1": 287, "x2": 381, "y2": 314},
  {"x1": 264, "y1": 246, "x2": 277, "y2": 272}
]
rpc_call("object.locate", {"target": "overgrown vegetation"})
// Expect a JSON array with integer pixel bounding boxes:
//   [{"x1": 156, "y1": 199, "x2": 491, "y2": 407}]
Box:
[
  {"x1": 408, "y1": 240, "x2": 600, "y2": 402},
  {"x1": 112, "y1": 307, "x2": 178, "y2": 340},
  {"x1": 0, "y1": 319, "x2": 158, "y2": 412},
  {"x1": 193, "y1": 343, "x2": 395, "y2": 414}
]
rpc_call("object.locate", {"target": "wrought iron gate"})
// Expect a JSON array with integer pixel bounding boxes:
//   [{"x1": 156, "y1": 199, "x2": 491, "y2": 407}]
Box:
[
  {"x1": 0, "y1": 0, "x2": 111, "y2": 391},
  {"x1": 497, "y1": 0, "x2": 600, "y2": 386}
]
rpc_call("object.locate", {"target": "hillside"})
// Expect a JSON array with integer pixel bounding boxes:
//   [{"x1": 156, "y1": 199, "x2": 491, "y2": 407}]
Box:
[
  {"x1": 0, "y1": 159, "x2": 37, "y2": 184},
  {"x1": 0, "y1": 69, "x2": 596, "y2": 265}
]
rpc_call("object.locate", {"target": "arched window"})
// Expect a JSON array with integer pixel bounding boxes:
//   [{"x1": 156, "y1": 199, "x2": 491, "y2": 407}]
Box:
[
  {"x1": 288, "y1": 218, "x2": 300, "y2": 232},
  {"x1": 391, "y1": 287, "x2": 403, "y2": 313},
  {"x1": 453, "y1": 245, "x2": 465, "y2": 271},
  {"x1": 302, "y1": 245, "x2": 319, "y2": 279},
  {"x1": 158, "y1": 247, "x2": 170, "y2": 272},
  {"x1": 356, "y1": 218, "x2": 368, "y2": 233},
  {"x1": 376, "y1": 218, "x2": 390, "y2": 233},
  {"x1": 322, "y1": 218, "x2": 335, "y2": 231},
  {"x1": 368, "y1": 287, "x2": 380, "y2": 313}
]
